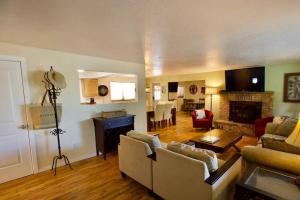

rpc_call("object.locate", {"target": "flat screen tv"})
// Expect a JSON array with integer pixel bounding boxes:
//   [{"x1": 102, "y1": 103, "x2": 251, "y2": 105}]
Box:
[
  {"x1": 168, "y1": 82, "x2": 178, "y2": 92},
  {"x1": 225, "y1": 67, "x2": 265, "y2": 92}
]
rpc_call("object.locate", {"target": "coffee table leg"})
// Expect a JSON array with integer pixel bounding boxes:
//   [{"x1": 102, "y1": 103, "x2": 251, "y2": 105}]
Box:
[{"x1": 233, "y1": 145, "x2": 240, "y2": 152}]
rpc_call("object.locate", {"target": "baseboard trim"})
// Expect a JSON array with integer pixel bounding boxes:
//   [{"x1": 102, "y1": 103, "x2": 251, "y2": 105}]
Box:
[{"x1": 37, "y1": 152, "x2": 98, "y2": 173}]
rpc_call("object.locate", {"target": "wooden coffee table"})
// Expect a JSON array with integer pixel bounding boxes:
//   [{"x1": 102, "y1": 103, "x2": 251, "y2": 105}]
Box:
[{"x1": 189, "y1": 129, "x2": 242, "y2": 153}]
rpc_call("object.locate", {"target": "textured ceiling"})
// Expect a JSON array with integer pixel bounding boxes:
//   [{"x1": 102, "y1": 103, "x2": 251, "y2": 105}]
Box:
[{"x1": 0, "y1": 0, "x2": 300, "y2": 76}]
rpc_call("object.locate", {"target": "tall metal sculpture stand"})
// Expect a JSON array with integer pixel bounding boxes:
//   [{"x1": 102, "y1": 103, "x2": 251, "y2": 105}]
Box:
[{"x1": 43, "y1": 67, "x2": 72, "y2": 175}]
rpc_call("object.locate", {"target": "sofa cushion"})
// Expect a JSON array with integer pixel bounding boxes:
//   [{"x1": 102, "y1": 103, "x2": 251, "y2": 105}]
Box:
[
  {"x1": 273, "y1": 118, "x2": 297, "y2": 137},
  {"x1": 127, "y1": 130, "x2": 161, "y2": 152},
  {"x1": 167, "y1": 141, "x2": 218, "y2": 172},
  {"x1": 261, "y1": 134, "x2": 300, "y2": 155},
  {"x1": 195, "y1": 109, "x2": 206, "y2": 119}
]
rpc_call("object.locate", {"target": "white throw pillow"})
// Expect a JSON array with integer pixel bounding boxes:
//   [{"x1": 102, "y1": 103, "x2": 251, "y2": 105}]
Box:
[
  {"x1": 127, "y1": 130, "x2": 161, "y2": 152},
  {"x1": 195, "y1": 109, "x2": 206, "y2": 119},
  {"x1": 167, "y1": 141, "x2": 218, "y2": 172}
]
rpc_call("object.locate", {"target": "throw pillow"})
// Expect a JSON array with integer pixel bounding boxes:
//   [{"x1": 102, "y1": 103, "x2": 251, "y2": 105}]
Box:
[
  {"x1": 127, "y1": 130, "x2": 161, "y2": 152},
  {"x1": 273, "y1": 116, "x2": 289, "y2": 124},
  {"x1": 167, "y1": 141, "x2": 218, "y2": 172},
  {"x1": 273, "y1": 118, "x2": 297, "y2": 137},
  {"x1": 195, "y1": 109, "x2": 206, "y2": 119}
]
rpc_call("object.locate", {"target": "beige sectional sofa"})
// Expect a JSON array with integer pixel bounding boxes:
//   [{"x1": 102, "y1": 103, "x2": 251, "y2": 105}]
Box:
[
  {"x1": 118, "y1": 134, "x2": 242, "y2": 200},
  {"x1": 241, "y1": 145, "x2": 300, "y2": 175},
  {"x1": 241, "y1": 118, "x2": 300, "y2": 175},
  {"x1": 118, "y1": 135, "x2": 153, "y2": 189},
  {"x1": 261, "y1": 118, "x2": 300, "y2": 155},
  {"x1": 153, "y1": 148, "x2": 241, "y2": 200}
]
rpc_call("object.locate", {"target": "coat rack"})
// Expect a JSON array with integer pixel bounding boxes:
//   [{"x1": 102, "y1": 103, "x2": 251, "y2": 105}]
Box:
[{"x1": 42, "y1": 66, "x2": 72, "y2": 175}]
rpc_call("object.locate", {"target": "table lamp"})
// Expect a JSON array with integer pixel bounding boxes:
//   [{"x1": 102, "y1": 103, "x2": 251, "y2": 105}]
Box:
[{"x1": 285, "y1": 116, "x2": 300, "y2": 186}]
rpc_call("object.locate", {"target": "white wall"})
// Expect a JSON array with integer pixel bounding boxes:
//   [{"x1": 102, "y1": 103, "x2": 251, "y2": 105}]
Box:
[{"x1": 0, "y1": 42, "x2": 146, "y2": 171}]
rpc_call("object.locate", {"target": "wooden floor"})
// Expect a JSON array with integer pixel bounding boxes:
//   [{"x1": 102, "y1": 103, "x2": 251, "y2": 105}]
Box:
[
  {"x1": 149, "y1": 112, "x2": 257, "y2": 161},
  {"x1": 0, "y1": 112, "x2": 257, "y2": 200}
]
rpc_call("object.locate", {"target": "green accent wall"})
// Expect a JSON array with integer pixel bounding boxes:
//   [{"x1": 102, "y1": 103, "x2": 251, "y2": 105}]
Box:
[{"x1": 265, "y1": 63, "x2": 300, "y2": 118}]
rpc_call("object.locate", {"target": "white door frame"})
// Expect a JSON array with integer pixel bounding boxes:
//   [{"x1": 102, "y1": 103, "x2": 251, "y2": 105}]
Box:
[{"x1": 0, "y1": 55, "x2": 38, "y2": 174}]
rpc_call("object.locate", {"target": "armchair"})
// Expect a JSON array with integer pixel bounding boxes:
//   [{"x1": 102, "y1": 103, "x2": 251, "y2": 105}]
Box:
[
  {"x1": 191, "y1": 110, "x2": 214, "y2": 129},
  {"x1": 254, "y1": 116, "x2": 273, "y2": 138}
]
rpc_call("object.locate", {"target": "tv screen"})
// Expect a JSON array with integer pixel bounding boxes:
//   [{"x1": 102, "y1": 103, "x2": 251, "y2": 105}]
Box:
[
  {"x1": 225, "y1": 67, "x2": 265, "y2": 92},
  {"x1": 168, "y1": 82, "x2": 178, "y2": 92}
]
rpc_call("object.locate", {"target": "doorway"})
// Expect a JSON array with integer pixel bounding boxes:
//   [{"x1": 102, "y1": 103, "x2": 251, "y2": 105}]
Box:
[{"x1": 152, "y1": 83, "x2": 161, "y2": 109}]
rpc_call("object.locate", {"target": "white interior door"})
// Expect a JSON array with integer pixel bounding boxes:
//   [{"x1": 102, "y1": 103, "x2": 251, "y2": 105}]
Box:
[{"x1": 0, "y1": 60, "x2": 33, "y2": 183}]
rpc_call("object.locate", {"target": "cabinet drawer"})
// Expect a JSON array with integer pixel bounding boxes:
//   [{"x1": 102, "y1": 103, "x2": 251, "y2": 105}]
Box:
[{"x1": 103, "y1": 117, "x2": 133, "y2": 129}]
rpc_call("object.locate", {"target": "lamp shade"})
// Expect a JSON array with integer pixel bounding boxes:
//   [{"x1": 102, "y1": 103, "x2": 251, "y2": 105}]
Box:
[
  {"x1": 205, "y1": 87, "x2": 219, "y2": 95},
  {"x1": 285, "y1": 116, "x2": 300, "y2": 147}
]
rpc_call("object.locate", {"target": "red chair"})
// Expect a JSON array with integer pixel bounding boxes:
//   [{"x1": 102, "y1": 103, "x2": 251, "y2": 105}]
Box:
[
  {"x1": 254, "y1": 116, "x2": 274, "y2": 138},
  {"x1": 191, "y1": 110, "x2": 214, "y2": 129}
]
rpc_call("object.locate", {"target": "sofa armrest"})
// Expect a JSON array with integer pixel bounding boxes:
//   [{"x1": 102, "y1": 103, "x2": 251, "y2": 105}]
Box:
[
  {"x1": 205, "y1": 110, "x2": 214, "y2": 121},
  {"x1": 255, "y1": 117, "x2": 273, "y2": 127},
  {"x1": 205, "y1": 153, "x2": 241, "y2": 185},
  {"x1": 118, "y1": 135, "x2": 153, "y2": 189},
  {"x1": 191, "y1": 111, "x2": 196, "y2": 120},
  {"x1": 241, "y1": 146, "x2": 300, "y2": 175},
  {"x1": 191, "y1": 110, "x2": 196, "y2": 116}
]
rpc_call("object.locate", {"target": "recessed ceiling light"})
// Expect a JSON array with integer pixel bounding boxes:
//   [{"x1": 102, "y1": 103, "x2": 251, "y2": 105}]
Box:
[{"x1": 78, "y1": 69, "x2": 85, "y2": 73}]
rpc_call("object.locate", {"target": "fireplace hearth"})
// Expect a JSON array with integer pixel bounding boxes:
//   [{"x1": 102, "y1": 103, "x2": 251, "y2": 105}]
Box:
[{"x1": 229, "y1": 101, "x2": 262, "y2": 124}]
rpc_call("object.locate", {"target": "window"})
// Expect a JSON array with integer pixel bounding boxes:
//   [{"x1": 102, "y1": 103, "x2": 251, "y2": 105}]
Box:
[
  {"x1": 177, "y1": 86, "x2": 185, "y2": 98},
  {"x1": 123, "y1": 82, "x2": 136, "y2": 100},
  {"x1": 110, "y1": 82, "x2": 136, "y2": 101},
  {"x1": 110, "y1": 82, "x2": 123, "y2": 101},
  {"x1": 153, "y1": 85, "x2": 161, "y2": 100}
]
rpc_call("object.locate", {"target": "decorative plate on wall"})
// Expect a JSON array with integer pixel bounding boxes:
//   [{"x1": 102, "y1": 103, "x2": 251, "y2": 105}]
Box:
[
  {"x1": 98, "y1": 85, "x2": 109, "y2": 96},
  {"x1": 189, "y1": 84, "x2": 198, "y2": 95}
]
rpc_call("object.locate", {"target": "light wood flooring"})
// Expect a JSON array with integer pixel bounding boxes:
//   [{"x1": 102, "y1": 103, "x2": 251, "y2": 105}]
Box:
[
  {"x1": 0, "y1": 112, "x2": 257, "y2": 200},
  {"x1": 148, "y1": 112, "x2": 257, "y2": 160}
]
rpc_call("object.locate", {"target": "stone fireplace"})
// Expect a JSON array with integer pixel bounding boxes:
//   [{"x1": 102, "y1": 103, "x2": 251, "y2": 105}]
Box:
[{"x1": 214, "y1": 91, "x2": 273, "y2": 136}]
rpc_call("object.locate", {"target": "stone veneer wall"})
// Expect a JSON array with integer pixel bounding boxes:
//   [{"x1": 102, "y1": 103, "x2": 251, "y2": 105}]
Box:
[{"x1": 219, "y1": 92, "x2": 274, "y2": 120}]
